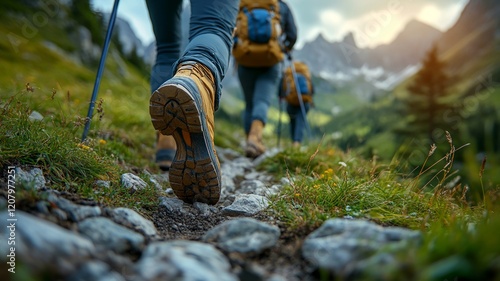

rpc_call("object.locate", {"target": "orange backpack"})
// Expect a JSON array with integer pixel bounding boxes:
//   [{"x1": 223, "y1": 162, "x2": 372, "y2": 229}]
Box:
[
  {"x1": 232, "y1": 0, "x2": 284, "y2": 67},
  {"x1": 282, "y1": 61, "x2": 313, "y2": 106}
]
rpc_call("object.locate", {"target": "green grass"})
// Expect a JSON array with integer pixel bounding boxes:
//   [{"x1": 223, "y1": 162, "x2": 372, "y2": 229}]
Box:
[
  {"x1": 259, "y1": 138, "x2": 499, "y2": 279},
  {"x1": 0, "y1": 90, "x2": 165, "y2": 214},
  {"x1": 0, "y1": 17, "x2": 157, "y2": 168},
  {"x1": 0, "y1": 91, "x2": 118, "y2": 186},
  {"x1": 262, "y1": 142, "x2": 489, "y2": 230}
]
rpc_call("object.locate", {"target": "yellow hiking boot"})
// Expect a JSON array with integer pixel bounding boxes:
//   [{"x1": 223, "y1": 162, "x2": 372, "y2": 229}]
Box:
[
  {"x1": 246, "y1": 120, "x2": 266, "y2": 158},
  {"x1": 149, "y1": 61, "x2": 220, "y2": 205}
]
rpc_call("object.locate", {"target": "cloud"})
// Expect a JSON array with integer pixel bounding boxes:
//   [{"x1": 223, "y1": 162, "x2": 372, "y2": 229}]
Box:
[
  {"x1": 286, "y1": 0, "x2": 469, "y2": 48},
  {"x1": 417, "y1": 2, "x2": 467, "y2": 31},
  {"x1": 320, "y1": 10, "x2": 343, "y2": 27}
]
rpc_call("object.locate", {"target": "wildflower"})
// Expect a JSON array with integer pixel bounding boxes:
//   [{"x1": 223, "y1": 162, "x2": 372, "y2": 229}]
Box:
[
  {"x1": 294, "y1": 193, "x2": 301, "y2": 198},
  {"x1": 99, "y1": 139, "x2": 107, "y2": 145},
  {"x1": 77, "y1": 143, "x2": 91, "y2": 150},
  {"x1": 339, "y1": 161, "x2": 347, "y2": 168},
  {"x1": 327, "y1": 149, "x2": 335, "y2": 156},
  {"x1": 321, "y1": 168, "x2": 334, "y2": 179}
]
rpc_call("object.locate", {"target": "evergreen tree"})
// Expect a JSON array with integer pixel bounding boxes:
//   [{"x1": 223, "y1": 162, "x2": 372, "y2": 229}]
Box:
[
  {"x1": 405, "y1": 46, "x2": 455, "y2": 141},
  {"x1": 70, "y1": 0, "x2": 104, "y2": 46}
]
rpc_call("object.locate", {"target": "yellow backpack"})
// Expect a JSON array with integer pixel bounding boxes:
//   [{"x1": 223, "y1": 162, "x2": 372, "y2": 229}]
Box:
[
  {"x1": 232, "y1": 0, "x2": 284, "y2": 67},
  {"x1": 282, "y1": 61, "x2": 313, "y2": 106}
]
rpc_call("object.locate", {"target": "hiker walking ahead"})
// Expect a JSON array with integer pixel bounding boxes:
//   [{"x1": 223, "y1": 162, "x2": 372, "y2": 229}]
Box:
[
  {"x1": 279, "y1": 60, "x2": 314, "y2": 147},
  {"x1": 233, "y1": 0, "x2": 297, "y2": 158},
  {"x1": 146, "y1": 0, "x2": 239, "y2": 205}
]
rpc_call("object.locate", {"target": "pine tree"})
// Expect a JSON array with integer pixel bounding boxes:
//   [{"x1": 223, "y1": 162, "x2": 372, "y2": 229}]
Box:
[{"x1": 405, "y1": 46, "x2": 455, "y2": 141}]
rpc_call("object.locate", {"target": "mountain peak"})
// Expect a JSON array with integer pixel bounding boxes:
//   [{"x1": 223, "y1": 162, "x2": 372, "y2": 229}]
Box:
[
  {"x1": 313, "y1": 33, "x2": 330, "y2": 44},
  {"x1": 342, "y1": 32, "x2": 357, "y2": 47},
  {"x1": 403, "y1": 19, "x2": 440, "y2": 33},
  {"x1": 390, "y1": 19, "x2": 442, "y2": 47}
]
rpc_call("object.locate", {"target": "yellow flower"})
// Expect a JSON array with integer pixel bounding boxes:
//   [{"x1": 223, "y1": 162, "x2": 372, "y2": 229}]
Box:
[
  {"x1": 322, "y1": 168, "x2": 334, "y2": 179},
  {"x1": 99, "y1": 139, "x2": 107, "y2": 145},
  {"x1": 327, "y1": 149, "x2": 335, "y2": 156},
  {"x1": 294, "y1": 193, "x2": 301, "y2": 198},
  {"x1": 77, "y1": 143, "x2": 91, "y2": 150}
]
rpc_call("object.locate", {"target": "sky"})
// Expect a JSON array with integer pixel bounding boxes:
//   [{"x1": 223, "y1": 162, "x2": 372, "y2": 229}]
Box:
[{"x1": 91, "y1": 0, "x2": 469, "y2": 49}]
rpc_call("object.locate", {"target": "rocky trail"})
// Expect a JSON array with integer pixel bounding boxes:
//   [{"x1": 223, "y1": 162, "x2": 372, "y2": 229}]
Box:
[{"x1": 0, "y1": 147, "x2": 420, "y2": 281}]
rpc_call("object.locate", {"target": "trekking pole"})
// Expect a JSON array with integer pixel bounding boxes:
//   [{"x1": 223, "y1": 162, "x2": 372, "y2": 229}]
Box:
[
  {"x1": 81, "y1": 0, "x2": 120, "y2": 142},
  {"x1": 287, "y1": 54, "x2": 312, "y2": 140}
]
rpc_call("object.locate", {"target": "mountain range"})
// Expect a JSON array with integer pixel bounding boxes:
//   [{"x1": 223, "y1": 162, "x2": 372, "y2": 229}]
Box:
[
  {"x1": 109, "y1": 0, "x2": 498, "y2": 97},
  {"x1": 294, "y1": 20, "x2": 442, "y2": 91}
]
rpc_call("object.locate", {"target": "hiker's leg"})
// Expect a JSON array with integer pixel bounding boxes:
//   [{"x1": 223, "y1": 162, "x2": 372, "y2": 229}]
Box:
[
  {"x1": 172, "y1": 0, "x2": 239, "y2": 110},
  {"x1": 146, "y1": 0, "x2": 183, "y2": 170},
  {"x1": 291, "y1": 103, "x2": 310, "y2": 142},
  {"x1": 146, "y1": 0, "x2": 183, "y2": 92},
  {"x1": 287, "y1": 104, "x2": 298, "y2": 142},
  {"x1": 251, "y1": 64, "x2": 282, "y2": 126},
  {"x1": 149, "y1": 0, "x2": 238, "y2": 204},
  {"x1": 238, "y1": 66, "x2": 259, "y2": 134},
  {"x1": 243, "y1": 64, "x2": 281, "y2": 158}
]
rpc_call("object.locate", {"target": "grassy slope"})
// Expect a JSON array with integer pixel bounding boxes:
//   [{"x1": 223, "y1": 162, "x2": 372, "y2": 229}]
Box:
[
  {"x1": 0, "y1": 11, "x2": 159, "y2": 168},
  {"x1": 0, "y1": 8, "x2": 162, "y2": 211}
]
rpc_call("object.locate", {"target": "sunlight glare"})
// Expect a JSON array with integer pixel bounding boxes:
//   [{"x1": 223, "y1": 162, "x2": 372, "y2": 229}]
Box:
[{"x1": 416, "y1": 4, "x2": 443, "y2": 30}]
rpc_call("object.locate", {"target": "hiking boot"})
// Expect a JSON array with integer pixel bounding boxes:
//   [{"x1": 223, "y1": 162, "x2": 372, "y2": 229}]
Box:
[
  {"x1": 149, "y1": 61, "x2": 220, "y2": 205},
  {"x1": 246, "y1": 120, "x2": 266, "y2": 158},
  {"x1": 155, "y1": 133, "x2": 176, "y2": 171}
]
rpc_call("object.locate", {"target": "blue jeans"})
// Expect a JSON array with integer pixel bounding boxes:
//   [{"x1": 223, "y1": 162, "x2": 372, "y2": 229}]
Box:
[
  {"x1": 287, "y1": 103, "x2": 310, "y2": 142},
  {"x1": 238, "y1": 64, "x2": 283, "y2": 134},
  {"x1": 146, "y1": 0, "x2": 239, "y2": 110}
]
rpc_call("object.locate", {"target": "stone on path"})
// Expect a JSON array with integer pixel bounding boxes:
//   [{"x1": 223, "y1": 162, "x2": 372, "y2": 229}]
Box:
[
  {"x1": 120, "y1": 173, "x2": 147, "y2": 192},
  {"x1": 0, "y1": 211, "x2": 94, "y2": 274},
  {"x1": 110, "y1": 207, "x2": 158, "y2": 238},
  {"x1": 222, "y1": 194, "x2": 269, "y2": 216},
  {"x1": 302, "y1": 219, "x2": 421, "y2": 275},
  {"x1": 135, "y1": 240, "x2": 237, "y2": 281},
  {"x1": 15, "y1": 167, "x2": 46, "y2": 190},
  {"x1": 78, "y1": 217, "x2": 145, "y2": 254},
  {"x1": 48, "y1": 193, "x2": 101, "y2": 222},
  {"x1": 159, "y1": 197, "x2": 185, "y2": 213},
  {"x1": 67, "y1": 261, "x2": 125, "y2": 281},
  {"x1": 203, "y1": 218, "x2": 280, "y2": 254}
]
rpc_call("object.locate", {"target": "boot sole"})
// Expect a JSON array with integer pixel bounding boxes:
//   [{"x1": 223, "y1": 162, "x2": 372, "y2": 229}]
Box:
[{"x1": 150, "y1": 83, "x2": 220, "y2": 205}]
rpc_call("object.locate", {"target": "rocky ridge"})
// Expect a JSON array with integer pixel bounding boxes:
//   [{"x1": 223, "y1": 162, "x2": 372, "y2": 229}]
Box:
[{"x1": 0, "y1": 148, "x2": 421, "y2": 281}]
